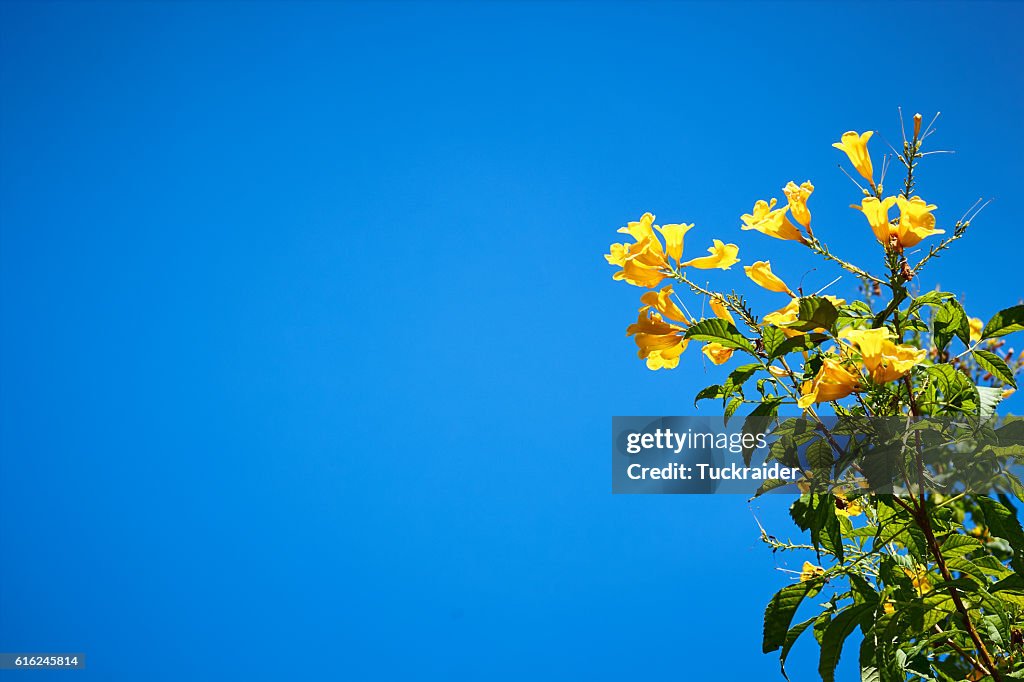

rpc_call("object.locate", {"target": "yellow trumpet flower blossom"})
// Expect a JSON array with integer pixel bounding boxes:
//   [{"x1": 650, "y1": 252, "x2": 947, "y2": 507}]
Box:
[
  {"x1": 740, "y1": 198, "x2": 807, "y2": 244},
  {"x1": 840, "y1": 327, "x2": 927, "y2": 384},
  {"x1": 744, "y1": 260, "x2": 794, "y2": 296},
  {"x1": 895, "y1": 196, "x2": 944, "y2": 248},
  {"x1": 783, "y1": 181, "x2": 814, "y2": 230},
  {"x1": 969, "y1": 317, "x2": 984, "y2": 342},
  {"x1": 832, "y1": 130, "x2": 875, "y2": 187},
  {"x1": 626, "y1": 307, "x2": 689, "y2": 371},
  {"x1": 853, "y1": 197, "x2": 898, "y2": 245},
  {"x1": 702, "y1": 342, "x2": 735, "y2": 365},
  {"x1": 709, "y1": 296, "x2": 735, "y2": 326},
  {"x1": 680, "y1": 239, "x2": 740, "y2": 270},
  {"x1": 800, "y1": 561, "x2": 825, "y2": 582},
  {"x1": 797, "y1": 358, "x2": 862, "y2": 408}
]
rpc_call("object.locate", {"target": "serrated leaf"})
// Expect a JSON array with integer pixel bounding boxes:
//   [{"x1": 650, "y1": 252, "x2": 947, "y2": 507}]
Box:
[
  {"x1": 977, "y1": 496, "x2": 1024, "y2": 574},
  {"x1": 763, "y1": 581, "x2": 819, "y2": 653},
  {"x1": 982, "y1": 305, "x2": 1024, "y2": 339},
  {"x1": 974, "y1": 349, "x2": 1018, "y2": 388},
  {"x1": 819, "y1": 604, "x2": 873, "y2": 682},
  {"x1": 771, "y1": 333, "x2": 829, "y2": 360},
  {"x1": 940, "y1": 534, "x2": 983, "y2": 557},
  {"x1": 779, "y1": 616, "x2": 815, "y2": 681},
  {"x1": 754, "y1": 477, "x2": 791, "y2": 497},
  {"x1": 787, "y1": 296, "x2": 840, "y2": 333},
  {"x1": 684, "y1": 318, "x2": 754, "y2": 352},
  {"x1": 933, "y1": 299, "x2": 969, "y2": 350},
  {"x1": 912, "y1": 291, "x2": 954, "y2": 309},
  {"x1": 694, "y1": 384, "x2": 725, "y2": 407},
  {"x1": 979, "y1": 386, "x2": 1004, "y2": 422},
  {"x1": 724, "y1": 396, "x2": 742, "y2": 425}
]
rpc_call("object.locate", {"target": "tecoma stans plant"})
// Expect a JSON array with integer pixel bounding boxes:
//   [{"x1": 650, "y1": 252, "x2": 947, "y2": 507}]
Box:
[{"x1": 605, "y1": 111, "x2": 1024, "y2": 681}]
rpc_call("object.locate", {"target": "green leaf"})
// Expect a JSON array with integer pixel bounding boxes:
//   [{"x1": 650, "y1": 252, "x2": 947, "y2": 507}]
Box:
[
  {"x1": 912, "y1": 290, "x2": 954, "y2": 310},
  {"x1": 982, "y1": 304, "x2": 1024, "y2": 339},
  {"x1": 773, "y1": 333, "x2": 829, "y2": 360},
  {"x1": 754, "y1": 477, "x2": 791, "y2": 497},
  {"x1": 925, "y1": 364, "x2": 979, "y2": 416},
  {"x1": 979, "y1": 386, "x2": 1004, "y2": 422},
  {"x1": 763, "y1": 581, "x2": 819, "y2": 653},
  {"x1": 806, "y1": 438, "x2": 834, "y2": 483},
  {"x1": 723, "y1": 363, "x2": 760, "y2": 394},
  {"x1": 741, "y1": 397, "x2": 782, "y2": 466},
  {"x1": 977, "y1": 496, "x2": 1024, "y2": 574},
  {"x1": 933, "y1": 299, "x2": 969, "y2": 351},
  {"x1": 940, "y1": 534, "x2": 984, "y2": 557},
  {"x1": 786, "y1": 296, "x2": 840, "y2": 333},
  {"x1": 762, "y1": 325, "x2": 786, "y2": 359},
  {"x1": 724, "y1": 396, "x2": 742, "y2": 425},
  {"x1": 818, "y1": 604, "x2": 873, "y2": 682},
  {"x1": 974, "y1": 349, "x2": 1018, "y2": 388},
  {"x1": 683, "y1": 318, "x2": 754, "y2": 352},
  {"x1": 694, "y1": 384, "x2": 725, "y2": 407},
  {"x1": 779, "y1": 617, "x2": 815, "y2": 681}
]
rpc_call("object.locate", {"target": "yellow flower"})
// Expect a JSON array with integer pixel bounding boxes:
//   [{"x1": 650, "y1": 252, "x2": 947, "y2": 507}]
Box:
[
  {"x1": 783, "y1": 181, "x2": 814, "y2": 230},
  {"x1": 853, "y1": 197, "x2": 898, "y2": 245},
  {"x1": 709, "y1": 296, "x2": 735, "y2": 326},
  {"x1": 606, "y1": 213, "x2": 686, "y2": 288},
  {"x1": 882, "y1": 600, "x2": 895, "y2": 615},
  {"x1": 895, "y1": 196, "x2": 944, "y2": 248},
  {"x1": 969, "y1": 317, "x2": 984, "y2": 342},
  {"x1": 797, "y1": 358, "x2": 862, "y2": 408},
  {"x1": 840, "y1": 327, "x2": 927, "y2": 384},
  {"x1": 655, "y1": 223, "x2": 694, "y2": 262},
  {"x1": 744, "y1": 261, "x2": 794, "y2": 296},
  {"x1": 626, "y1": 308, "x2": 689, "y2": 371},
  {"x1": 702, "y1": 342, "x2": 735, "y2": 365},
  {"x1": 834, "y1": 490, "x2": 863, "y2": 517},
  {"x1": 832, "y1": 130, "x2": 875, "y2": 187},
  {"x1": 904, "y1": 565, "x2": 933, "y2": 596},
  {"x1": 740, "y1": 198, "x2": 807, "y2": 243},
  {"x1": 640, "y1": 285, "x2": 689, "y2": 325},
  {"x1": 800, "y1": 561, "x2": 825, "y2": 582},
  {"x1": 763, "y1": 299, "x2": 802, "y2": 338},
  {"x1": 680, "y1": 240, "x2": 740, "y2": 270}
]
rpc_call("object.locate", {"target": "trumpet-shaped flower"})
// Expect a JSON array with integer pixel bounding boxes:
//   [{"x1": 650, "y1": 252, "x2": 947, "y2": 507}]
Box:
[
  {"x1": 834, "y1": 490, "x2": 863, "y2": 517},
  {"x1": 744, "y1": 261, "x2": 794, "y2": 296},
  {"x1": 740, "y1": 198, "x2": 807, "y2": 243},
  {"x1": 840, "y1": 327, "x2": 927, "y2": 384},
  {"x1": 783, "y1": 181, "x2": 814, "y2": 230},
  {"x1": 832, "y1": 130, "x2": 875, "y2": 187},
  {"x1": 640, "y1": 286, "x2": 689, "y2": 325},
  {"x1": 853, "y1": 197, "x2": 898, "y2": 245},
  {"x1": 800, "y1": 561, "x2": 825, "y2": 582},
  {"x1": 680, "y1": 239, "x2": 740, "y2": 270},
  {"x1": 797, "y1": 358, "x2": 862, "y2": 408},
  {"x1": 904, "y1": 566, "x2": 933, "y2": 596},
  {"x1": 970, "y1": 317, "x2": 984, "y2": 342},
  {"x1": 709, "y1": 296, "x2": 735, "y2": 326},
  {"x1": 606, "y1": 213, "x2": 681, "y2": 288},
  {"x1": 655, "y1": 223, "x2": 694, "y2": 262},
  {"x1": 626, "y1": 307, "x2": 689, "y2": 370},
  {"x1": 895, "y1": 196, "x2": 944, "y2": 248},
  {"x1": 702, "y1": 342, "x2": 734, "y2": 365}
]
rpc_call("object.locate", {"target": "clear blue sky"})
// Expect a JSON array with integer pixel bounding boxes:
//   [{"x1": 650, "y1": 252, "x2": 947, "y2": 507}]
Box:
[{"x1": 1, "y1": 2, "x2": 1022, "y2": 680}]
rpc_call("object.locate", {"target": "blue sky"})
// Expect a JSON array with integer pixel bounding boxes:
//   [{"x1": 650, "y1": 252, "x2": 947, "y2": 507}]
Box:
[{"x1": 1, "y1": 2, "x2": 1022, "y2": 680}]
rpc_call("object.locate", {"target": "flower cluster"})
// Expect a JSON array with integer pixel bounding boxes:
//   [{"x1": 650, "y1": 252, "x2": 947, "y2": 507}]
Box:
[{"x1": 603, "y1": 124, "x2": 958, "y2": 414}]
